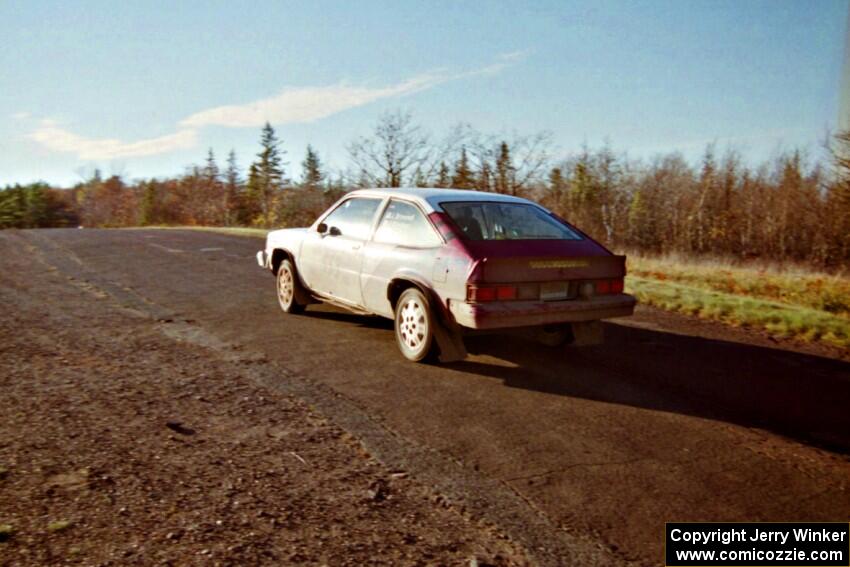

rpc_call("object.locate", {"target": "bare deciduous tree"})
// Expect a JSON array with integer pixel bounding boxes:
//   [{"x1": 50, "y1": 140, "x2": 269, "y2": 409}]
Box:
[
  {"x1": 466, "y1": 130, "x2": 553, "y2": 195},
  {"x1": 347, "y1": 110, "x2": 430, "y2": 187}
]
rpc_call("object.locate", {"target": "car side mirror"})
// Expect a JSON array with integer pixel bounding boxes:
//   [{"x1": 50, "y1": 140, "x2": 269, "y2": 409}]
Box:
[
  {"x1": 329, "y1": 226, "x2": 342, "y2": 237},
  {"x1": 317, "y1": 222, "x2": 328, "y2": 234}
]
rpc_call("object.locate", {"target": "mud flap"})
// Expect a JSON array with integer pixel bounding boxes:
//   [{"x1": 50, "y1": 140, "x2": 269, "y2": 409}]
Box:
[
  {"x1": 293, "y1": 279, "x2": 313, "y2": 306},
  {"x1": 570, "y1": 320, "x2": 604, "y2": 346},
  {"x1": 433, "y1": 317, "x2": 467, "y2": 363}
]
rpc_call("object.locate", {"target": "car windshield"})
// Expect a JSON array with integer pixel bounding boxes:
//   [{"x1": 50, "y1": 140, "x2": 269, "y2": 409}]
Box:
[{"x1": 441, "y1": 202, "x2": 582, "y2": 241}]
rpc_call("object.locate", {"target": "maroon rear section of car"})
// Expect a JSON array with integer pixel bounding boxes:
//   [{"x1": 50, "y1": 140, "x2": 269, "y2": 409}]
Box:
[{"x1": 428, "y1": 210, "x2": 629, "y2": 307}]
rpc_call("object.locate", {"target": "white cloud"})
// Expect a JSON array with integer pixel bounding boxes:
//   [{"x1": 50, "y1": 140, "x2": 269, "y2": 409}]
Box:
[
  {"x1": 28, "y1": 120, "x2": 197, "y2": 160},
  {"x1": 467, "y1": 50, "x2": 532, "y2": 77},
  {"x1": 181, "y1": 53, "x2": 528, "y2": 129},
  {"x1": 11, "y1": 111, "x2": 31, "y2": 121},
  {"x1": 26, "y1": 52, "x2": 526, "y2": 159},
  {"x1": 180, "y1": 72, "x2": 449, "y2": 129}
]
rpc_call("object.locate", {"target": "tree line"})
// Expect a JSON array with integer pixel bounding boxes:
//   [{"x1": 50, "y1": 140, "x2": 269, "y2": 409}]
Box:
[{"x1": 2, "y1": 110, "x2": 849, "y2": 269}]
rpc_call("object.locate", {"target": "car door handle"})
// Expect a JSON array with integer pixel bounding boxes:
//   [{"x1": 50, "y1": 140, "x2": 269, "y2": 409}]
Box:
[{"x1": 351, "y1": 244, "x2": 361, "y2": 250}]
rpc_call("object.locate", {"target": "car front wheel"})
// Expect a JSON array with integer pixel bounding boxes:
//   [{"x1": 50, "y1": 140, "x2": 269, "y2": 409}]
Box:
[
  {"x1": 276, "y1": 259, "x2": 307, "y2": 314},
  {"x1": 394, "y1": 288, "x2": 436, "y2": 362}
]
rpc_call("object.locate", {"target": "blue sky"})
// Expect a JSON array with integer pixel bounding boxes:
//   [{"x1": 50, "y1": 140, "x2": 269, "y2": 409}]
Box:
[{"x1": 1, "y1": 0, "x2": 846, "y2": 186}]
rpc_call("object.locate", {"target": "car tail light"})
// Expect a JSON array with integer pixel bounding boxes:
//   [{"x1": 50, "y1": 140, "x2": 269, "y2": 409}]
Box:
[
  {"x1": 468, "y1": 279, "x2": 623, "y2": 302},
  {"x1": 496, "y1": 285, "x2": 517, "y2": 300},
  {"x1": 467, "y1": 284, "x2": 518, "y2": 302},
  {"x1": 594, "y1": 278, "x2": 624, "y2": 295},
  {"x1": 467, "y1": 286, "x2": 496, "y2": 302},
  {"x1": 595, "y1": 280, "x2": 611, "y2": 294}
]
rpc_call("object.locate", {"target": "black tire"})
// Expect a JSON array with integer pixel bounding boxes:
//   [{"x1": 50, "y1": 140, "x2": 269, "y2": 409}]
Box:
[
  {"x1": 276, "y1": 259, "x2": 307, "y2": 314},
  {"x1": 394, "y1": 288, "x2": 437, "y2": 362}
]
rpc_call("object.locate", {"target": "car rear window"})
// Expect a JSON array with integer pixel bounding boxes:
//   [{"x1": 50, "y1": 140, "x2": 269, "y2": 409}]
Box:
[{"x1": 441, "y1": 202, "x2": 582, "y2": 241}]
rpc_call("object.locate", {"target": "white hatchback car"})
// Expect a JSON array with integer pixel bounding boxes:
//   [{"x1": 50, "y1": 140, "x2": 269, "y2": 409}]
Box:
[{"x1": 258, "y1": 188, "x2": 635, "y2": 362}]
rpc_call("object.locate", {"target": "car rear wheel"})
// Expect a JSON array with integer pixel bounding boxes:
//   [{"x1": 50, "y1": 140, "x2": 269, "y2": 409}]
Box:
[
  {"x1": 276, "y1": 259, "x2": 306, "y2": 314},
  {"x1": 394, "y1": 288, "x2": 436, "y2": 362}
]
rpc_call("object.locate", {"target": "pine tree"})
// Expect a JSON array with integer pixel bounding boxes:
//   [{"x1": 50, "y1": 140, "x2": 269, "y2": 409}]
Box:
[
  {"x1": 477, "y1": 161, "x2": 492, "y2": 192},
  {"x1": 300, "y1": 145, "x2": 324, "y2": 189},
  {"x1": 548, "y1": 167, "x2": 566, "y2": 210},
  {"x1": 203, "y1": 148, "x2": 220, "y2": 182},
  {"x1": 777, "y1": 151, "x2": 805, "y2": 259},
  {"x1": 451, "y1": 147, "x2": 475, "y2": 189},
  {"x1": 412, "y1": 167, "x2": 429, "y2": 187},
  {"x1": 570, "y1": 161, "x2": 595, "y2": 205},
  {"x1": 139, "y1": 181, "x2": 157, "y2": 226},
  {"x1": 21, "y1": 183, "x2": 49, "y2": 228},
  {"x1": 244, "y1": 122, "x2": 286, "y2": 226},
  {"x1": 567, "y1": 154, "x2": 602, "y2": 237},
  {"x1": 244, "y1": 163, "x2": 261, "y2": 224},
  {"x1": 436, "y1": 162, "x2": 450, "y2": 187},
  {"x1": 224, "y1": 150, "x2": 242, "y2": 226},
  {"x1": 198, "y1": 148, "x2": 224, "y2": 224},
  {"x1": 0, "y1": 186, "x2": 23, "y2": 228},
  {"x1": 495, "y1": 141, "x2": 515, "y2": 195},
  {"x1": 549, "y1": 167, "x2": 565, "y2": 192}
]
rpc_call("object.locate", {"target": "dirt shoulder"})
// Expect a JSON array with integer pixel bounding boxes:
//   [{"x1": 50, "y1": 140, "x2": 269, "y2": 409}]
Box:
[{"x1": 0, "y1": 236, "x2": 530, "y2": 565}]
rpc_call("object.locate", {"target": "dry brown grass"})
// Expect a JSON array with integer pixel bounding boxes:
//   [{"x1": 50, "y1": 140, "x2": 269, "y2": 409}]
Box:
[{"x1": 626, "y1": 253, "x2": 850, "y2": 348}]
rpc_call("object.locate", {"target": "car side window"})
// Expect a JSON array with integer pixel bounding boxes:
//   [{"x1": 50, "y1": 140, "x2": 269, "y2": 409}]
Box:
[
  {"x1": 322, "y1": 198, "x2": 382, "y2": 240},
  {"x1": 373, "y1": 200, "x2": 442, "y2": 248}
]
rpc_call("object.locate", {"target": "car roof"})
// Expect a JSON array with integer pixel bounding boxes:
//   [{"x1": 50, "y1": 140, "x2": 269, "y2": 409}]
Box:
[{"x1": 347, "y1": 187, "x2": 535, "y2": 213}]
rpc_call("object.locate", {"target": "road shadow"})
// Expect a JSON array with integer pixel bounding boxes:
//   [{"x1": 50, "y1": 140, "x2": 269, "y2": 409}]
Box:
[
  {"x1": 450, "y1": 323, "x2": 850, "y2": 455},
  {"x1": 301, "y1": 303, "x2": 850, "y2": 454}
]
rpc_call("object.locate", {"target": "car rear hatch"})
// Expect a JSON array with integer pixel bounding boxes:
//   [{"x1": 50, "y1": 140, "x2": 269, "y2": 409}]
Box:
[{"x1": 464, "y1": 239, "x2": 627, "y2": 302}]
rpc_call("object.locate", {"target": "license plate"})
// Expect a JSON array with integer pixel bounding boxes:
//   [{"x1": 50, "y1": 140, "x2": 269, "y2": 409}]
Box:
[{"x1": 539, "y1": 282, "x2": 569, "y2": 301}]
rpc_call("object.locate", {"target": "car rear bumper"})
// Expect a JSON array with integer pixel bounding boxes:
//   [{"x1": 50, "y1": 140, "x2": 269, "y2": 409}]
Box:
[{"x1": 449, "y1": 294, "x2": 637, "y2": 330}]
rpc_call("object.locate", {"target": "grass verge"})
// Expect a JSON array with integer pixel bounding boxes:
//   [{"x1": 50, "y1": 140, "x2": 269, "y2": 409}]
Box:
[
  {"x1": 126, "y1": 226, "x2": 270, "y2": 239},
  {"x1": 626, "y1": 276, "x2": 850, "y2": 349},
  {"x1": 627, "y1": 254, "x2": 850, "y2": 317}
]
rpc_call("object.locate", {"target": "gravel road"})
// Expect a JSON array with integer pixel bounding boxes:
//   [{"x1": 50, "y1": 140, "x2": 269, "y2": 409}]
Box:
[
  {"x1": 0, "y1": 231, "x2": 531, "y2": 566},
  {"x1": 2, "y1": 228, "x2": 848, "y2": 566}
]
